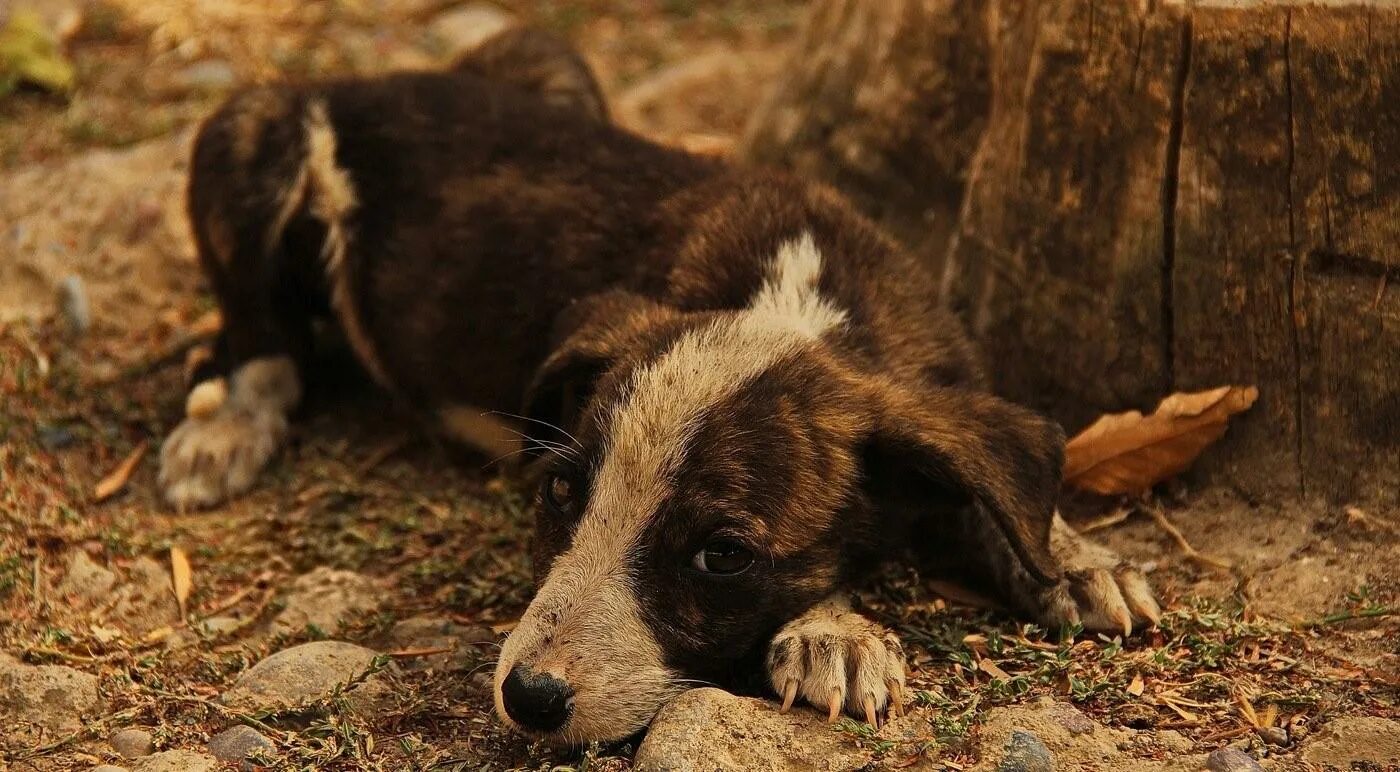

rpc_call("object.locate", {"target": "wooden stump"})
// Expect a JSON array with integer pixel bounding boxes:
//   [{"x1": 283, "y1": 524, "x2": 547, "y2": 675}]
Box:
[{"x1": 746, "y1": 0, "x2": 1399, "y2": 508}]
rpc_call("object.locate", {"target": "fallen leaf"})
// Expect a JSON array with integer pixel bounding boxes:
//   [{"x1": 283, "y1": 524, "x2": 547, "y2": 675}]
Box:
[
  {"x1": 1127, "y1": 674, "x2": 1145, "y2": 697},
  {"x1": 0, "y1": 11, "x2": 76, "y2": 98},
  {"x1": 93, "y1": 440, "x2": 149, "y2": 502},
  {"x1": 1064, "y1": 386, "x2": 1259, "y2": 495},
  {"x1": 170, "y1": 546, "x2": 192, "y2": 620},
  {"x1": 977, "y1": 658, "x2": 1011, "y2": 680}
]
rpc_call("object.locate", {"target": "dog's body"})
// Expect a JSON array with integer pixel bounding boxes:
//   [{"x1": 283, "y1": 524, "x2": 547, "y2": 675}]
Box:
[{"x1": 161, "y1": 29, "x2": 1159, "y2": 746}]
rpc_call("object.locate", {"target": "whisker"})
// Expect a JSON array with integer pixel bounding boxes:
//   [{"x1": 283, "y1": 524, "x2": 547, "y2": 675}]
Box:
[
  {"x1": 487, "y1": 409, "x2": 583, "y2": 449},
  {"x1": 498, "y1": 427, "x2": 579, "y2": 459}
]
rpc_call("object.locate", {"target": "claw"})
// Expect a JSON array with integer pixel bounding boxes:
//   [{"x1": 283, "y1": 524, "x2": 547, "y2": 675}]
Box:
[
  {"x1": 1112, "y1": 605, "x2": 1134, "y2": 638},
  {"x1": 863, "y1": 696, "x2": 878, "y2": 728},
  {"x1": 780, "y1": 679, "x2": 798, "y2": 713},
  {"x1": 827, "y1": 689, "x2": 842, "y2": 723},
  {"x1": 887, "y1": 679, "x2": 903, "y2": 717}
]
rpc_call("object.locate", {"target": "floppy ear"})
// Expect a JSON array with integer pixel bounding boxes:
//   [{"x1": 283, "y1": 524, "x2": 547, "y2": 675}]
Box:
[
  {"x1": 523, "y1": 291, "x2": 681, "y2": 442},
  {"x1": 862, "y1": 384, "x2": 1067, "y2": 585}
]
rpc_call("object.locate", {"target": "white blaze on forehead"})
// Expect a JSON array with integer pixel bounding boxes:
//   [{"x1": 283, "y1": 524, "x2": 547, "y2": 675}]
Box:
[{"x1": 584, "y1": 230, "x2": 847, "y2": 547}]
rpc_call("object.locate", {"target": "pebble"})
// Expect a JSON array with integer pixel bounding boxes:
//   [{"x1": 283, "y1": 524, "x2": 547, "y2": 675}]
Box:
[
  {"x1": 1205, "y1": 747, "x2": 1264, "y2": 772},
  {"x1": 427, "y1": 4, "x2": 512, "y2": 57},
  {"x1": 1256, "y1": 725, "x2": 1288, "y2": 746},
  {"x1": 998, "y1": 729, "x2": 1054, "y2": 772},
  {"x1": 58, "y1": 274, "x2": 90, "y2": 333},
  {"x1": 110, "y1": 727, "x2": 155, "y2": 758},
  {"x1": 129, "y1": 749, "x2": 218, "y2": 772},
  {"x1": 269, "y1": 567, "x2": 380, "y2": 637},
  {"x1": 92, "y1": 766, "x2": 130, "y2": 772},
  {"x1": 171, "y1": 60, "x2": 235, "y2": 92},
  {"x1": 207, "y1": 725, "x2": 276, "y2": 766},
  {"x1": 221, "y1": 641, "x2": 391, "y2": 713},
  {"x1": 382, "y1": 615, "x2": 492, "y2": 672},
  {"x1": 57, "y1": 550, "x2": 117, "y2": 602}
]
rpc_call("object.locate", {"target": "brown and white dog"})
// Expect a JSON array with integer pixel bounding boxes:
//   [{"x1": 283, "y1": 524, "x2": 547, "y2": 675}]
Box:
[{"x1": 159, "y1": 28, "x2": 1160, "y2": 745}]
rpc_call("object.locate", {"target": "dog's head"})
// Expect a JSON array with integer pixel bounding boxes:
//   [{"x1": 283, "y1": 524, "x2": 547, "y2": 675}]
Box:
[{"x1": 492, "y1": 232, "x2": 1064, "y2": 744}]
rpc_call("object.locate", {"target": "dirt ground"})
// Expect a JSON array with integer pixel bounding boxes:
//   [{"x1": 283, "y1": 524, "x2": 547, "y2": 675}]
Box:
[{"x1": 1, "y1": 1, "x2": 1396, "y2": 770}]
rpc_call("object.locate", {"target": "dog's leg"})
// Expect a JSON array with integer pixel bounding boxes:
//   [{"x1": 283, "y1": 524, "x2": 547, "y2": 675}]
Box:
[
  {"x1": 160, "y1": 89, "x2": 324, "y2": 511},
  {"x1": 956, "y1": 509, "x2": 1162, "y2": 637},
  {"x1": 765, "y1": 596, "x2": 905, "y2": 727}
]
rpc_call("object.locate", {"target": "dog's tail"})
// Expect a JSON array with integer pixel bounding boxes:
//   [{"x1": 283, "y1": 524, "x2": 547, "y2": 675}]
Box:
[{"x1": 453, "y1": 26, "x2": 609, "y2": 123}]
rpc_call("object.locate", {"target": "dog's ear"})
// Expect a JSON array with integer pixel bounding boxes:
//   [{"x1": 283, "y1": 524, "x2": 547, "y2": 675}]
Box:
[
  {"x1": 861, "y1": 383, "x2": 1066, "y2": 585},
  {"x1": 523, "y1": 291, "x2": 681, "y2": 441}
]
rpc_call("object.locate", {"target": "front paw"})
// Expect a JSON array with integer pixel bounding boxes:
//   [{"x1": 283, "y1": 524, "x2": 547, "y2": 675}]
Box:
[
  {"x1": 158, "y1": 405, "x2": 286, "y2": 511},
  {"x1": 765, "y1": 597, "x2": 905, "y2": 727},
  {"x1": 1034, "y1": 515, "x2": 1162, "y2": 636}
]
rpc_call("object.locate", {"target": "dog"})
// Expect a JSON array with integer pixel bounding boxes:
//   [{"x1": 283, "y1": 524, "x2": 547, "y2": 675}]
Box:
[{"x1": 159, "y1": 27, "x2": 1160, "y2": 746}]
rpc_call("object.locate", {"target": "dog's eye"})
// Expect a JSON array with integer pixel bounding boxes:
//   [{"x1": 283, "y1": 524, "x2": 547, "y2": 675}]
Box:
[
  {"x1": 542, "y1": 473, "x2": 578, "y2": 517},
  {"x1": 691, "y1": 537, "x2": 754, "y2": 576}
]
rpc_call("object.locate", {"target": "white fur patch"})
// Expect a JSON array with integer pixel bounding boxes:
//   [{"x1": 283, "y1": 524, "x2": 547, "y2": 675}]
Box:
[
  {"x1": 303, "y1": 101, "x2": 392, "y2": 388},
  {"x1": 494, "y1": 231, "x2": 846, "y2": 742},
  {"x1": 159, "y1": 356, "x2": 301, "y2": 511}
]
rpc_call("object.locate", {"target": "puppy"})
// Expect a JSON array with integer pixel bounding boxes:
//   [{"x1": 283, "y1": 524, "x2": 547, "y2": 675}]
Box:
[{"x1": 160, "y1": 27, "x2": 1160, "y2": 746}]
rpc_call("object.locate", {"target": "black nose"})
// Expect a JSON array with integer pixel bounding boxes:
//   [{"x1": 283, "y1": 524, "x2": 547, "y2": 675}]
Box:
[{"x1": 501, "y1": 665, "x2": 574, "y2": 732}]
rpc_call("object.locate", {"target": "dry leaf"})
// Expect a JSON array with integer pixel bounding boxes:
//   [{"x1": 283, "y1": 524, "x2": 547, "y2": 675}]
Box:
[
  {"x1": 93, "y1": 441, "x2": 149, "y2": 502},
  {"x1": 1064, "y1": 386, "x2": 1259, "y2": 495},
  {"x1": 977, "y1": 658, "x2": 1011, "y2": 680},
  {"x1": 1127, "y1": 674, "x2": 1145, "y2": 697},
  {"x1": 170, "y1": 546, "x2": 192, "y2": 620}
]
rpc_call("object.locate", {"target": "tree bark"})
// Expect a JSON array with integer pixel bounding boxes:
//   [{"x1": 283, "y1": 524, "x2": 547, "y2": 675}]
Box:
[{"x1": 746, "y1": 0, "x2": 1399, "y2": 508}]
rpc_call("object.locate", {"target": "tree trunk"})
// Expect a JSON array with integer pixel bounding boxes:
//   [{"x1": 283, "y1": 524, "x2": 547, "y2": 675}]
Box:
[{"x1": 745, "y1": 0, "x2": 1399, "y2": 509}]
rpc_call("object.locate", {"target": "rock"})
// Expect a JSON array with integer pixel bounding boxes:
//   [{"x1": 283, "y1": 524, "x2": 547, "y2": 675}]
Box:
[
  {"x1": 634, "y1": 687, "x2": 871, "y2": 772},
  {"x1": 207, "y1": 725, "x2": 275, "y2": 765},
  {"x1": 57, "y1": 550, "x2": 117, "y2": 602},
  {"x1": 1255, "y1": 725, "x2": 1288, "y2": 747},
  {"x1": 221, "y1": 641, "x2": 391, "y2": 714},
  {"x1": 269, "y1": 567, "x2": 380, "y2": 637},
  {"x1": 109, "y1": 556, "x2": 182, "y2": 636},
  {"x1": 426, "y1": 3, "x2": 513, "y2": 57},
  {"x1": 129, "y1": 750, "x2": 219, "y2": 772},
  {"x1": 969, "y1": 697, "x2": 1212, "y2": 772},
  {"x1": 110, "y1": 727, "x2": 155, "y2": 758},
  {"x1": 92, "y1": 766, "x2": 130, "y2": 772},
  {"x1": 1205, "y1": 748, "x2": 1263, "y2": 772},
  {"x1": 196, "y1": 616, "x2": 242, "y2": 637},
  {"x1": 998, "y1": 730, "x2": 1053, "y2": 772},
  {"x1": 1300, "y1": 716, "x2": 1400, "y2": 769},
  {"x1": 57, "y1": 274, "x2": 90, "y2": 333},
  {"x1": 381, "y1": 615, "x2": 492, "y2": 672},
  {"x1": 170, "y1": 60, "x2": 235, "y2": 93},
  {"x1": 0, "y1": 653, "x2": 103, "y2": 740}
]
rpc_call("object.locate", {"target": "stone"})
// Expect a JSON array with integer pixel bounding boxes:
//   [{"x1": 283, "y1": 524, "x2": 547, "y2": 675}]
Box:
[
  {"x1": 381, "y1": 615, "x2": 492, "y2": 672},
  {"x1": 170, "y1": 60, "x2": 235, "y2": 93},
  {"x1": 269, "y1": 567, "x2": 380, "y2": 637},
  {"x1": 207, "y1": 725, "x2": 275, "y2": 765},
  {"x1": 1205, "y1": 748, "x2": 1264, "y2": 772},
  {"x1": 110, "y1": 727, "x2": 155, "y2": 758},
  {"x1": 130, "y1": 750, "x2": 218, "y2": 772},
  {"x1": 426, "y1": 4, "x2": 513, "y2": 58},
  {"x1": 220, "y1": 641, "x2": 391, "y2": 713},
  {"x1": 1300, "y1": 716, "x2": 1400, "y2": 768},
  {"x1": 57, "y1": 551, "x2": 117, "y2": 602},
  {"x1": 0, "y1": 653, "x2": 103, "y2": 739},
  {"x1": 998, "y1": 730, "x2": 1053, "y2": 772},
  {"x1": 1255, "y1": 725, "x2": 1288, "y2": 746},
  {"x1": 634, "y1": 687, "x2": 871, "y2": 772},
  {"x1": 196, "y1": 616, "x2": 242, "y2": 637},
  {"x1": 92, "y1": 766, "x2": 130, "y2": 772},
  {"x1": 109, "y1": 556, "x2": 182, "y2": 636},
  {"x1": 58, "y1": 274, "x2": 90, "y2": 333}
]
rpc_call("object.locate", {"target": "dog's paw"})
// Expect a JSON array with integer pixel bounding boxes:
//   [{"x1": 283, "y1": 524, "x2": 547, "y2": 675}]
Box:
[
  {"x1": 1034, "y1": 516, "x2": 1162, "y2": 636},
  {"x1": 159, "y1": 403, "x2": 287, "y2": 511},
  {"x1": 766, "y1": 597, "x2": 905, "y2": 727}
]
